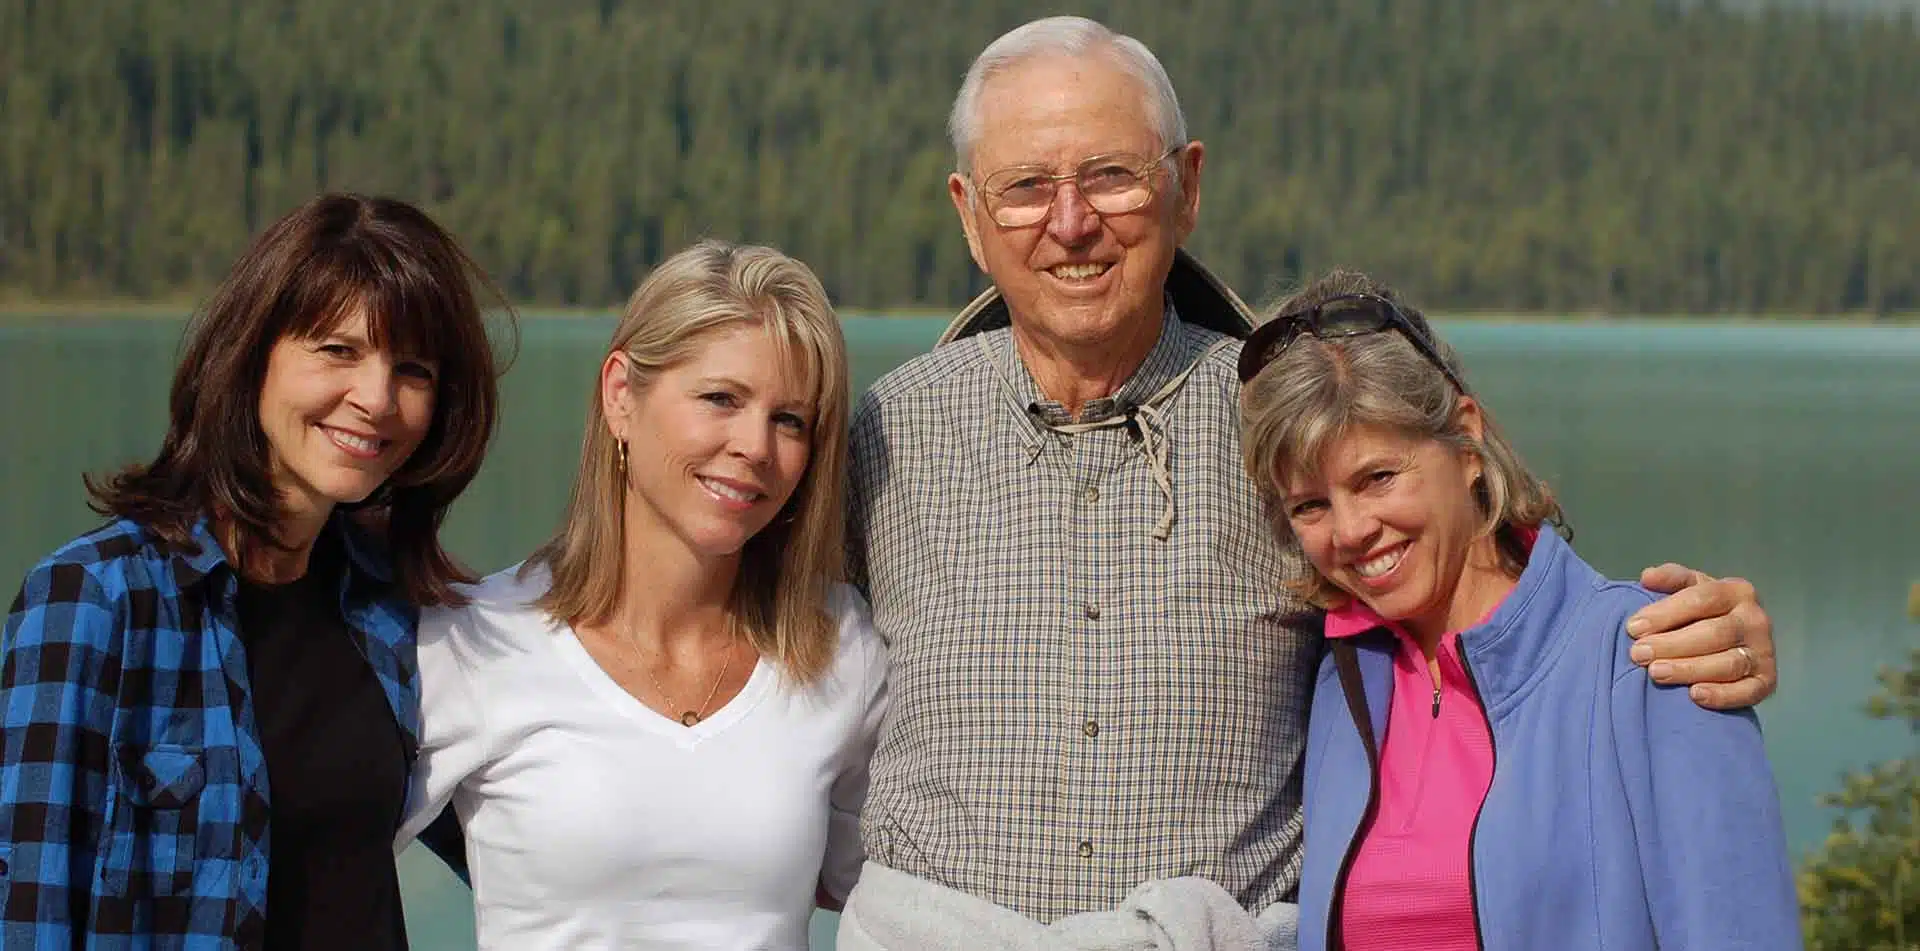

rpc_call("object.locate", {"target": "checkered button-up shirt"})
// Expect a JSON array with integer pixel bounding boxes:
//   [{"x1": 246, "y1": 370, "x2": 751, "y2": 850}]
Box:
[
  {"x1": 849, "y1": 278, "x2": 1322, "y2": 922},
  {"x1": 0, "y1": 515, "x2": 421, "y2": 950}
]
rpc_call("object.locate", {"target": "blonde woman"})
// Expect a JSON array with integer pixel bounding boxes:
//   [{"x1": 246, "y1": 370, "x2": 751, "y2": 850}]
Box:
[
  {"x1": 399, "y1": 241, "x2": 886, "y2": 950},
  {"x1": 1238, "y1": 271, "x2": 1799, "y2": 951}
]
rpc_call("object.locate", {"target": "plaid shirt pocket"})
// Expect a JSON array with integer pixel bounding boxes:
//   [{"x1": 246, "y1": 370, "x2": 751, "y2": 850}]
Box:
[{"x1": 105, "y1": 743, "x2": 207, "y2": 897}]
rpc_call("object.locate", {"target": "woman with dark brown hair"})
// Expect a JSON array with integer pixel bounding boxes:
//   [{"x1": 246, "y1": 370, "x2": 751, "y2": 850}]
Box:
[{"x1": 0, "y1": 192, "x2": 510, "y2": 949}]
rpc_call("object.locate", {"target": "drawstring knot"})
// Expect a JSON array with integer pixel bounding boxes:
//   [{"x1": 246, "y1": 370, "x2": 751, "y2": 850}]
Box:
[{"x1": 1010, "y1": 338, "x2": 1232, "y2": 541}]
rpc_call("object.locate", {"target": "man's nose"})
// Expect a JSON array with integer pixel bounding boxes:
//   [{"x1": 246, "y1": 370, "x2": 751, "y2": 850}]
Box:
[{"x1": 1044, "y1": 182, "x2": 1102, "y2": 246}]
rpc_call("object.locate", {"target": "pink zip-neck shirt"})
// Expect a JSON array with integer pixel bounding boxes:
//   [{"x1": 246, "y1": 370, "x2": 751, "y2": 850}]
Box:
[{"x1": 1322, "y1": 543, "x2": 1532, "y2": 951}]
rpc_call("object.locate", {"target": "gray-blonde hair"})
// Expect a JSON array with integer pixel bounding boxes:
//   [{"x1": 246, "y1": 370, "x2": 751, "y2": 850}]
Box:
[
  {"x1": 527, "y1": 239, "x2": 851, "y2": 684},
  {"x1": 1239, "y1": 269, "x2": 1565, "y2": 609},
  {"x1": 949, "y1": 16, "x2": 1188, "y2": 180}
]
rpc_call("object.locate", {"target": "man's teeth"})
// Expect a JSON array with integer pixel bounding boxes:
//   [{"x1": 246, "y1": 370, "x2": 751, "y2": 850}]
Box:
[
  {"x1": 1356, "y1": 548, "x2": 1404, "y2": 578},
  {"x1": 1049, "y1": 263, "x2": 1108, "y2": 281},
  {"x1": 329, "y1": 429, "x2": 380, "y2": 454},
  {"x1": 700, "y1": 478, "x2": 758, "y2": 503}
]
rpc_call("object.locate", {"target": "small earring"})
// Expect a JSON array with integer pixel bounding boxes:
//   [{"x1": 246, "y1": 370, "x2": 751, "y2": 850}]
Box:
[{"x1": 616, "y1": 439, "x2": 630, "y2": 477}]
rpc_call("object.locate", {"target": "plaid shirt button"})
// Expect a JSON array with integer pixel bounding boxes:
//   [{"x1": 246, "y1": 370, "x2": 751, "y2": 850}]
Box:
[
  {"x1": 1077, "y1": 840, "x2": 1095, "y2": 859},
  {"x1": 1082, "y1": 720, "x2": 1099, "y2": 737},
  {"x1": 1083, "y1": 603, "x2": 1101, "y2": 621}
]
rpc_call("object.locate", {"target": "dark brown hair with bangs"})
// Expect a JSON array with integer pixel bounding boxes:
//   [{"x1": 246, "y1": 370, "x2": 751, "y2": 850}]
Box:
[{"x1": 86, "y1": 192, "x2": 515, "y2": 606}]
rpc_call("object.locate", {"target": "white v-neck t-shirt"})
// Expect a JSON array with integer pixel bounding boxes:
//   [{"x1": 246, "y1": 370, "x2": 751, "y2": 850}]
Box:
[{"x1": 399, "y1": 564, "x2": 889, "y2": 950}]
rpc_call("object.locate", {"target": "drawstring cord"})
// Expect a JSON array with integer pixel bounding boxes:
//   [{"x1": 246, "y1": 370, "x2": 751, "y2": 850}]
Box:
[{"x1": 991, "y1": 335, "x2": 1233, "y2": 541}]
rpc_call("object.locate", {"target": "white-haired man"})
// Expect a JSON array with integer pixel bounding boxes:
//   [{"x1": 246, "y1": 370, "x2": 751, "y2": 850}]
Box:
[{"x1": 839, "y1": 16, "x2": 1778, "y2": 949}]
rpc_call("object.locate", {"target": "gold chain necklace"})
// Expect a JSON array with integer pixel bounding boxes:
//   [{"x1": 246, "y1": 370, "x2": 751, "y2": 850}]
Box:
[{"x1": 620, "y1": 621, "x2": 736, "y2": 727}]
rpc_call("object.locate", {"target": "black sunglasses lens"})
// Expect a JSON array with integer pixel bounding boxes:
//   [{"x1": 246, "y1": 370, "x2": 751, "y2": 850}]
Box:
[
  {"x1": 1314, "y1": 299, "x2": 1395, "y2": 337},
  {"x1": 1238, "y1": 294, "x2": 1465, "y2": 392},
  {"x1": 1238, "y1": 318, "x2": 1296, "y2": 382}
]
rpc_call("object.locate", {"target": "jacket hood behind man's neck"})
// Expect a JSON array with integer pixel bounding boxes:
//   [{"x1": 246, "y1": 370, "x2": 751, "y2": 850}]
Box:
[{"x1": 938, "y1": 248, "x2": 1256, "y2": 346}]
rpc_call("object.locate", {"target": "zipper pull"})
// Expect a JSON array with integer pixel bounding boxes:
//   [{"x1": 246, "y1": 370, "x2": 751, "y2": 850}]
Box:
[{"x1": 1432, "y1": 687, "x2": 1441, "y2": 718}]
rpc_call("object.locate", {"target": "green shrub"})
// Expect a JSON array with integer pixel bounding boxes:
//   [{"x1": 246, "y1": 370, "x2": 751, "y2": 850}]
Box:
[{"x1": 1796, "y1": 645, "x2": 1919, "y2": 951}]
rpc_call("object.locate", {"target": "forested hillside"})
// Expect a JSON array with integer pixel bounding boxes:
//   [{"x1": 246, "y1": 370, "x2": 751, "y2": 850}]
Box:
[{"x1": 3, "y1": 0, "x2": 1916, "y2": 314}]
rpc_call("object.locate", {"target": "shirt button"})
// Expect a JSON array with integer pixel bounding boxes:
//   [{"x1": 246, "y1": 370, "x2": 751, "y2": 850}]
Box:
[
  {"x1": 1077, "y1": 840, "x2": 1095, "y2": 859},
  {"x1": 1083, "y1": 603, "x2": 1101, "y2": 621},
  {"x1": 1082, "y1": 719, "x2": 1099, "y2": 738},
  {"x1": 1085, "y1": 486, "x2": 1100, "y2": 503}
]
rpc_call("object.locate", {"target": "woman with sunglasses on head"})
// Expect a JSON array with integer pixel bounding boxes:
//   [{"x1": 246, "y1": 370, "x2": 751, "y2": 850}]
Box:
[
  {"x1": 1237, "y1": 271, "x2": 1800, "y2": 951},
  {"x1": 0, "y1": 193, "x2": 509, "y2": 948},
  {"x1": 399, "y1": 240, "x2": 886, "y2": 950}
]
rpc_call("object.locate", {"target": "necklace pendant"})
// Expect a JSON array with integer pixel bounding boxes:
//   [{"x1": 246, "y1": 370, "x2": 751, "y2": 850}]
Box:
[{"x1": 679, "y1": 710, "x2": 701, "y2": 727}]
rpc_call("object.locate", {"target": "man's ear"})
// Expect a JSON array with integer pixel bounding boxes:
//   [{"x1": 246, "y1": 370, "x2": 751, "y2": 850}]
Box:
[
  {"x1": 949, "y1": 173, "x2": 988, "y2": 272},
  {"x1": 1173, "y1": 140, "x2": 1206, "y2": 243}
]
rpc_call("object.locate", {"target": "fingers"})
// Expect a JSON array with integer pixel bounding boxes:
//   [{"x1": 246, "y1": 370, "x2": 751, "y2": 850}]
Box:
[
  {"x1": 1718, "y1": 595, "x2": 1779, "y2": 707},
  {"x1": 1644, "y1": 643, "x2": 1778, "y2": 708},
  {"x1": 1628, "y1": 612, "x2": 1738, "y2": 665},
  {"x1": 1728, "y1": 592, "x2": 1778, "y2": 673},
  {"x1": 1638, "y1": 562, "x2": 1709, "y2": 596},
  {"x1": 1686, "y1": 671, "x2": 1776, "y2": 711},
  {"x1": 1640, "y1": 646, "x2": 1753, "y2": 686},
  {"x1": 1626, "y1": 574, "x2": 1778, "y2": 709},
  {"x1": 1627, "y1": 576, "x2": 1753, "y2": 643}
]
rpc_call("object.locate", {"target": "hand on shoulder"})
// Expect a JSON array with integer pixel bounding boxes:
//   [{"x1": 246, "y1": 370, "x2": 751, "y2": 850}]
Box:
[{"x1": 1626, "y1": 565, "x2": 1776, "y2": 710}]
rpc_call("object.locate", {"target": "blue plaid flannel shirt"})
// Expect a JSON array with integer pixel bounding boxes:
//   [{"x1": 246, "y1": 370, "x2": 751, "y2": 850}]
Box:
[{"x1": 0, "y1": 514, "x2": 422, "y2": 950}]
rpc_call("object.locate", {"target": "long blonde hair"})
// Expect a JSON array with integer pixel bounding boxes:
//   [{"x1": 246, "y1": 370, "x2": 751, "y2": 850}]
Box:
[
  {"x1": 1239, "y1": 269, "x2": 1565, "y2": 609},
  {"x1": 527, "y1": 240, "x2": 850, "y2": 683}
]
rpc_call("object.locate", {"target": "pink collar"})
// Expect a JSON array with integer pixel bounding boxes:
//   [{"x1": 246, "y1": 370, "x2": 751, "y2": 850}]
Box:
[{"x1": 1325, "y1": 600, "x2": 1397, "y2": 639}]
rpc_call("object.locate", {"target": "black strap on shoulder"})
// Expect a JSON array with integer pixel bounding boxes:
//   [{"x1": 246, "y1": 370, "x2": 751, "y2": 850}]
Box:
[{"x1": 1331, "y1": 640, "x2": 1380, "y2": 768}]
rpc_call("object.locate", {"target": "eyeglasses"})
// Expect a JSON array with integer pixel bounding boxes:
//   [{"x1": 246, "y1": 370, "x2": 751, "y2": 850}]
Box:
[
  {"x1": 1236, "y1": 293, "x2": 1468, "y2": 394},
  {"x1": 973, "y1": 145, "x2": 1186, "y2": 228}
]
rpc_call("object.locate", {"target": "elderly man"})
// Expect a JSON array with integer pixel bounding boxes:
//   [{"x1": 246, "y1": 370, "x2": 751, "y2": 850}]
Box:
[{"x1": 839, "y1": 15, "x2": 1778, "y2": 949}]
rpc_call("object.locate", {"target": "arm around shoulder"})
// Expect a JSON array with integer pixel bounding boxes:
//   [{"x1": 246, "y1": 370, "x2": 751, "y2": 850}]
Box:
[
  {"x1": 0, "y1": 558, "x2": 123, "y2": 941},
  {"x1": 1609, "y1": 618, "x2": 1803, "y2": 950}
]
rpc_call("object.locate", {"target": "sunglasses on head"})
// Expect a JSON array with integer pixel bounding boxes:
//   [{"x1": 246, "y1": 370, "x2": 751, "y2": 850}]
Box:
[{"x1": 1235, "y1": 292, "x2": 1467, "y2": 393}]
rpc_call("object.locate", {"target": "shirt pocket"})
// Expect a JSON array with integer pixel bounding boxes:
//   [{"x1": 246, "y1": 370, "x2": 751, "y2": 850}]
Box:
[{"x1": 103, "y1": 743, "x2": 208, "y2": 897}]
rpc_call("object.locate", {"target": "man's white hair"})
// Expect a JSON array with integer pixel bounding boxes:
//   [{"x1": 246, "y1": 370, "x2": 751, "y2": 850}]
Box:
[{"x1": 948, "y1": 16, "x2": 1188, "y2": 179}]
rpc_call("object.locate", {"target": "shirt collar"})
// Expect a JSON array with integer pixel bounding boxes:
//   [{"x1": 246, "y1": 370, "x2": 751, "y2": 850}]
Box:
[
  {"x1": 999, "y1": 297, "x2": 1204, "y2": 426},
  {"x1": 170, "y1": 510, "x2": 396, "y2": 591},
  {"x1": 169, "y1": 516, "x2": 232, "y2": 590},
  {"x1": 1324, "y1": 599, "x2": 1395, "y2": 640}
]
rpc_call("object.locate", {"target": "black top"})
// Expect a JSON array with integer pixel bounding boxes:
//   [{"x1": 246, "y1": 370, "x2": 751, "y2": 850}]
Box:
[{"x1": 235, "y1": 535, "x2": 409, "y2": 951}]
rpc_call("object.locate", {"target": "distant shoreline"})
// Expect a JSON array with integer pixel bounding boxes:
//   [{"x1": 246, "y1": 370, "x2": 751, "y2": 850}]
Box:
[{"x1": 3, "y1": 300, "x2": 1915, "y2": 325}]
